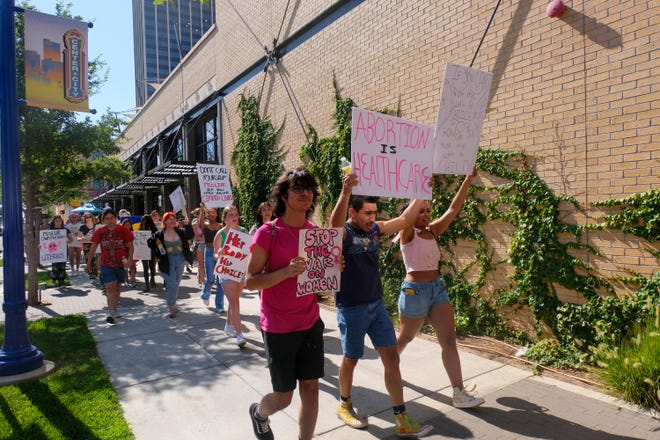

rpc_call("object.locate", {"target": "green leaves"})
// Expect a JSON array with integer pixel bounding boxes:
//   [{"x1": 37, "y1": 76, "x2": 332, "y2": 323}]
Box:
[{"x1": 231, "y1": 93, "x2": 284, "y2": 225}]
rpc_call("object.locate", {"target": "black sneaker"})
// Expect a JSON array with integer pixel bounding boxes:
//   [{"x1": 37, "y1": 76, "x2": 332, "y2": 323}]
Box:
[
  {"x1": 106, "y1": 315, "x2": 115, "y2": 325},
  {"x1": 249, "y1": 403, "x2": 273, "y2": 440}
]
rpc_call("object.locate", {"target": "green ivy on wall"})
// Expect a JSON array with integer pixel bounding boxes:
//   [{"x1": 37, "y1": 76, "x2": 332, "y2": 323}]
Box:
[
  {"x1": 288, "y1": 82, "x2": 659, "y2": 365},
  {"x1": 231, "y1": 93, "x2": 285, "y2": 225},
  {"x1": 299, "y1": 76, "x2": 354, "y2": 223}
]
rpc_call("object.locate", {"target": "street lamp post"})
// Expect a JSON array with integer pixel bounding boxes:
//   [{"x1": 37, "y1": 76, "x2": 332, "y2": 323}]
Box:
[{"x1": 0, "y1": 0, "x2": 53, "y2": 380}]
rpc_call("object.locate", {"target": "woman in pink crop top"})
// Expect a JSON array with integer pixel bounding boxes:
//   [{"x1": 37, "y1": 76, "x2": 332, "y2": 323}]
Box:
[{"x1": 396, "y1": 168, "x2": 484, "y2": 409}]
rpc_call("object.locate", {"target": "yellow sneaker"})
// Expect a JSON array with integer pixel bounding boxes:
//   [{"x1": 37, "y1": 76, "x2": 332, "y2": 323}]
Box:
[
  {"x1": 394, "y1": 411, "x2": 433, "y2": 438},
  {"x1": 337, "y1": 399, "x2": 368, "y2": 429}
]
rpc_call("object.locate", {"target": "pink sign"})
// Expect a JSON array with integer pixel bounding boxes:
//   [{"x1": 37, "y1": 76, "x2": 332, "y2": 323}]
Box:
[{"x1": 350, "y1": 108, "x2": 433, "y2": 199}]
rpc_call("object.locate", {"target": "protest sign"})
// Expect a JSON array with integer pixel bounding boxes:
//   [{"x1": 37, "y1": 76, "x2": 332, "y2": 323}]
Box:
[
  {"x1": 351, "y1": 107, "x2": 433, "y2": 200},
  {"x1": 40, "y1": 229, "x2": 68, "y2": 265},
  {"x1": 296, "y1": 227, "x2": 343, "y2": 297},
  {"x1": 433, "y1": 62, "x2": 492, "y2": 175},
  {"x1": 169, "y1": 185, "x2": 187, "y2": 216},
  {"x1": 214, "y1": 229, "x2": 252, "y2": 282},
  {"x1": 197, "y1": 164, "x2": 233, "y2": 208},
  {"x1": 132, "y1": 231, "x2": 152, "y2": 261}
]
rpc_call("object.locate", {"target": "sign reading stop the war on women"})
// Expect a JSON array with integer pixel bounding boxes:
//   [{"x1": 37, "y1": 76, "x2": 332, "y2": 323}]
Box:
[
  {"x1": 350, "y1": 107, "x2": 433, "y2": 200},
  {"x1": 197, "y1": 164, "x2": 233, "y2": 208},
  {"x1": 214, "y1": 229, "x2": 252, "y2": 282},
  {"x1": 433, "y1": 62, "x2": 492, "y2": 175},
  {"x1": 296, "y1": 227, "x2": 343, "y2": 297},
  {"x1": 132, "y1": 231, "x2": 152, "y2": 261},
  {"x1": 40, "y1": 229, "x2": 68, "y2": 265}
]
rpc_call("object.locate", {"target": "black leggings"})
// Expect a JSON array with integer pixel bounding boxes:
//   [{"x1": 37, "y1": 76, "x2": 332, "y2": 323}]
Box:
[{"x1": 141, "y1": 259, "x2": 155, "y2": 280}]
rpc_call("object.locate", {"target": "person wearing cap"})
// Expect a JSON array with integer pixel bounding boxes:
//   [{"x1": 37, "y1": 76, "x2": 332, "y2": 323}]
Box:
[
  {"x1": 66, "y1": 212, "x2": 83, "y2": 276},
  {"x1": 148, "y1": 212, "x2": 194, "y2": 318}
]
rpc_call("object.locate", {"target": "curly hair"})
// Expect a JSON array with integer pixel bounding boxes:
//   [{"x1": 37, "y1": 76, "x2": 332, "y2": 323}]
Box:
[{"x1": 271, "y1": 167, "x2": 319, "y2": 219}]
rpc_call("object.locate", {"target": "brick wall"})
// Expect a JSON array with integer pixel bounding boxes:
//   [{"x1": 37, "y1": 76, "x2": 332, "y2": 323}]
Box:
[{"x1": 121, "y1": 0, "x2": 659, "y2": 306}]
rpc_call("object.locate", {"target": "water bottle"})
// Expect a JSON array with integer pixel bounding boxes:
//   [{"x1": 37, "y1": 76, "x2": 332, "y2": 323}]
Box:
[
  {"x1": 156, "y1": 240, "x2": 166, "y2": 255},
  {"x1": 340, "y1": 156, "x2": 352, "y2": 175}
]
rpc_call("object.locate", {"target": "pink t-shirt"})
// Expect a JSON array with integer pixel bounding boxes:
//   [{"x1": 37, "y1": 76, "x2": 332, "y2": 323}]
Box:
[{"x1": 251, "y1": 217, "x2": 320, "y2": 333}]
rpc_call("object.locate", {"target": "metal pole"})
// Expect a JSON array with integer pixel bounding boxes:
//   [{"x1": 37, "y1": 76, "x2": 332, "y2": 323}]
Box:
[{"x1": 0, "y1": 0, "x2": 44, "y2": 376}]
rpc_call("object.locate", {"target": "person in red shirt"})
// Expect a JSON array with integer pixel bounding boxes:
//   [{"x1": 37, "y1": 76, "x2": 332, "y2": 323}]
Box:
[{"x1": 86, "y1": 208, "x2": 134, "y2": 325}]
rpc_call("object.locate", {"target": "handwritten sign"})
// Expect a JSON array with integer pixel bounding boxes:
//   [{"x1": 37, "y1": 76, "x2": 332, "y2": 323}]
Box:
[
  {"x1": 197, "y1": 164, "x2": 233, "y2": 208},
  {"x1": 132, "y1": 231, "x2": 152, "y2": 261},
  {"x1": 433, "y1": 62, "x2": 492, "y2": 175},
  {"x1": 351, "y1": 107, "x2": 433, "y2": 200},
  {"x1": 296, "y1": 227, "x2": 343, "y2": 296},
  {"x1": 214, "y1": 229, "x2": 252, "y2": 282},
  {"x1": 40, "y1": 229, "x2": 68, "y2": 265}
]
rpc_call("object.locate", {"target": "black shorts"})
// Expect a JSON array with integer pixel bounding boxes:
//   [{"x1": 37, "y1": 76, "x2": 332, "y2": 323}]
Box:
[{"x1": 263, "y1": 318, "x2": 325, "y2": 392}]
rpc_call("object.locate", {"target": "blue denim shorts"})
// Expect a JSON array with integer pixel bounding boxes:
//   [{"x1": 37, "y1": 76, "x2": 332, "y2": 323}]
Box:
[
  {"x1": 100, "y1": 266, "x2": 126, "y2": 285},
  {"x1": 337, "y1": 299, "x2": 396, "y2": 359},
  {"x1": 398, "y1": 278, "x2": 450, "y2": 318}
]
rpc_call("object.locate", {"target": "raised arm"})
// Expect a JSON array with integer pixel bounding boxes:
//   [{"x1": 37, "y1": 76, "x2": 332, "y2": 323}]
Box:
[
  {"x1": 378, "y1": 198, "x2": 426, "y2": 236},
  {"x1": 429, "y1": 168, "x2": 477, "y2": 237},
  {"x1": 329, "y1": 173, "x2": 358, "y2": 231}
]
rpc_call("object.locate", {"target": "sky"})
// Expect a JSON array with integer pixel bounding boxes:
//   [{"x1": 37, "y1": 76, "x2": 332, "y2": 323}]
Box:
[{"x1": 26, "y1": 0, "x2": 137, "y2": 119}]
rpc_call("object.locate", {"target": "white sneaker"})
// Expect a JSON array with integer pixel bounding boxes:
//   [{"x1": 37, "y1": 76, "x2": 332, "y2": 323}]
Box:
[
  {"x1": 224, "y1": 323, "x2": 236, "y2": 337},
  {"x1": 236, "y1": 333, "x2": 246, "y2": 348},
  {"x1": 452, "y1": 386, "x2": 485, "y2": 408},
  {"x1": 200, "y1": 294, "x2": 209, "y2": 306}
]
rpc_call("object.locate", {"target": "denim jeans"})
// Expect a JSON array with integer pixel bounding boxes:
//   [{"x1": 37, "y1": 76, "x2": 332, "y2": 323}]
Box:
[
  {"x1": 161, "y1": 253, "x2": 185, "y2": 307},
  {"x1": 201, "y1": 246, "x2": 224, "y2": 310}
]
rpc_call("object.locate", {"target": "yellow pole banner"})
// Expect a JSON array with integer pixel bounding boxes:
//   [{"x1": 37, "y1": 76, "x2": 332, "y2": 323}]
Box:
[{"x1": 24, "y1": 10, "x2": 90, "y2": 112}]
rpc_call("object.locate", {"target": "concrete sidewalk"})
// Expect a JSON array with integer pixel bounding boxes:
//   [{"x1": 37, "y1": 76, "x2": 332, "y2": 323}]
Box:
[{"x1": 2, "y1": 270, "x2": 659, "y2": 439}]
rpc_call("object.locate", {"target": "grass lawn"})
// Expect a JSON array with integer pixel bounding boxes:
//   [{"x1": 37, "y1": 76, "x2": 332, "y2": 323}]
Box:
[{"x1": 0, "y1": 315, "x2": 133, "y2": 439}]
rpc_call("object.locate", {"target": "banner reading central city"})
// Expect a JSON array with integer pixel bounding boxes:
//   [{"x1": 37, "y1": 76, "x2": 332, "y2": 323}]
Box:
[
  {"x1": 24, "y1": 10, "x2": 90, "y2": 112},
  {"x1": 350, "y1": 108, "x2": 433, "y2": 200}
]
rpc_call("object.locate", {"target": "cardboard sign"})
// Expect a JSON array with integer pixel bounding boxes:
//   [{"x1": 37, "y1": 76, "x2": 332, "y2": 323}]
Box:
[
  {"x1": 214, "y1": 229, "x2": 252, "y2": 282},
  {"x1": 40, "y1": 229, "x2": 68, "y2": 265},
  {"x1": 296, "y1": 227, "x2": 343, "y2": 296},
  {"x1": 433, "y1": 62, "x2": 492, "y2": 175},
  {"x1": 132, "y1": 231, "x2": 152, "y2": 261},
  {"x1": 351, "y1": 107, "x2": 433, "y2": 200},
  {"x1": 169, "y1": 185, "x2": 187, "y2": 216},
  {"x1": 197, "y1": 164, "x2": 233, "y2": 208}
]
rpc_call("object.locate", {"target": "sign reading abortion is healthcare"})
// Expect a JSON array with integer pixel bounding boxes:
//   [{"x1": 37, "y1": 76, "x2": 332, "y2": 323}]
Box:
[{"x1": 350, "y1": 108, "x2": 433, "y2": 200}]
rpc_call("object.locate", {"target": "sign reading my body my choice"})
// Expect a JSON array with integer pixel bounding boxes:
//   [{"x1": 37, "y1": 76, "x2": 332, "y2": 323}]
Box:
[
  {"x1": 197, "y1": 164, "x2": 233, "y2": 208},
  {"x1": 350, "y1": 108, "x2": 433, "y2": 200}
]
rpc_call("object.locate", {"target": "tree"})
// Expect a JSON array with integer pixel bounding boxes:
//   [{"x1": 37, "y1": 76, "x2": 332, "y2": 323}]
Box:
[{"x1": 16, "y1": 3, "x2": 131, "y2": 305}]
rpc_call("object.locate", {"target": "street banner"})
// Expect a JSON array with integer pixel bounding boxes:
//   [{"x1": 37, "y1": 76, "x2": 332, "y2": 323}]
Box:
[
  {"x1": 350, "y1": 107, "x2": 433, "y2": 200},
  {"x1": 132, "y1": 231, "x2": 152, "y2": 261},
  {"x1": 24, "y1": 10, "x2": 90, "y2": 112},
  {"x1": 296, "y1": 227, "x2": 343, "y2": 296},
  {"x1": 433, "y1": 62, "x2": 492, "y2": 175},
  {"x1": 214, "y1": 229, "x2": 252, "y2": 282},
  {"x1": 197, "y1": 164, "x2": 233, "y2": 208},
  {"x1": 39, "y1": 229, "x2": 68, "y2": 265}
]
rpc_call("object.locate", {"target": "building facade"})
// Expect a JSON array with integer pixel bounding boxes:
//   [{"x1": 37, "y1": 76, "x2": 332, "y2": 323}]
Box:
[
  {"x1": 132, "y1": 0, "x2": 215, "y2": 107},
  {"x1": 97, "y1": 0, "x2": 658, "y2": 305}
]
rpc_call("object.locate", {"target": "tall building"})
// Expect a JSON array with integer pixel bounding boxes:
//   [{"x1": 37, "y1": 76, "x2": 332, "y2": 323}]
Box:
[{"x1": 132, "y1": 0, "x2": 215, "y2": 107}]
